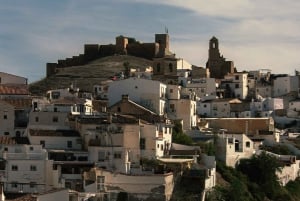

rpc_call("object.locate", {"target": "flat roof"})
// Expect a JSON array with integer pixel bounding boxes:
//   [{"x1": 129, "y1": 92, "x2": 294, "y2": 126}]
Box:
[{"x1": 158, "y1": 158, "x2": 194, "y2": 164}]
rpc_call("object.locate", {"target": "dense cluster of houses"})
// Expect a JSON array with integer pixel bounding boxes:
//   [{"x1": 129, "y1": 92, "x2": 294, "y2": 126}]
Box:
[{"x1": 0, "y1": 34, "x2": 299, "y2": 201}]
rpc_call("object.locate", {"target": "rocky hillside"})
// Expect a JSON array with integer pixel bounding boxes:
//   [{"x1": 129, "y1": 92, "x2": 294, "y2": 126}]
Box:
[{"x1": 29, "y1": 55, "x2": 153, "y2": 95}]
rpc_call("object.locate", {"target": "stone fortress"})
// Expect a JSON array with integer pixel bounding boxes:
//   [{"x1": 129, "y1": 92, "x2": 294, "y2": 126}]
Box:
[
  {"x1": 46, "y1": 33, "x2": 236, "y2": 80},
  {"x1": 46, "y1": 33, "x2": 174, "y2": 77}
]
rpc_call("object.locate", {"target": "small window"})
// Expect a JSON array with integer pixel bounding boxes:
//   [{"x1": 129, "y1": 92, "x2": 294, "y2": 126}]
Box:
[
  {"x1": 12, "y1": 165, "x2": 18, "y2": 171},
  {"x1": 52, "y1": 116, "x2": 58, "y2": 122},
  {"x1": 170, "y1": 89, "x2": 173, "y2": 93},
  {"x1": 246, "y1": 141, "x2": 251, "y2": 148},
  {"x1": 40, "y1": 140, "x2": 45, "y2": 148},
  {"x1": 54, "y1": 107, "x2": 58, "y2": 112},
  {"x1": 97, "y1": 176, "x2": 105, "y2": 192},
  {"x1": 29, "y1": 146, "x2": 34, "y2": 151},
  {"x1": 30, "y1": 182, "x2": 36, "y2": 188},
  {"x1": 169, "y1": 63, "x2": 173, "y2": 72},
  {"x1": 11, "y1": 182, "x2": 18, "y2": 188},
  {"x1": 235, "y1": 75, "x2": 239, "y2": 80},
  {"x1": 3, "y1": 115, "x2": 7, "y2": 119},
  {"x1": 235, "y1": 84, "x2": 239, "y2": 88},
  {"x1": 114, "y1": 152, "x2": 122, "y2": 159},
  {"x1": 4, "y1": 132, "x2": 9, "y2": 136},
  {"x1": 117, "y1": 107, "x2": 121, "y2": 112},
  {"x1": 4, "y1": 147, "x2": 8, "y2": 151},
  {"x1": 140, "y1": 138, "x2": 146, "y2": 150},
  {"x1": 30, "y1": 165, "x2": 37, "y2": 171},
  {"x1": 157, "y1": 63, "x2": 161, "y2": 72},
  {"x1": 67, "y1": 141, "x2": 72, "y2": 148}
]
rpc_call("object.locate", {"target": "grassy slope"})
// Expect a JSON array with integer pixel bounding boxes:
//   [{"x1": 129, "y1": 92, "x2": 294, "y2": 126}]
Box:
[{"x1": 29, "y1": 55, "x2": 153, "y2": 95}]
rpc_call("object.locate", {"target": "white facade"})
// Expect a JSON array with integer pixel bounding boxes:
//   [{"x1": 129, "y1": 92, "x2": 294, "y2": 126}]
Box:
[
  {"x1": 197, "y1": 101, "x2": 212, "y2": 117},
  {"x1": 216, "y1": 134, "x2": 255, "y2": 167},
  {"x1": 186, "y1": 78, "x2": 216, "y2": 100},
  {"x1": 211, "y1": 99, "x2": 241, "y2": 118},
  {"x1": 108, "y1": 78, "x2": 167, "y2": 115},
  {"x1": 0, "y1": 101, "x2": 15, "y2": 137},
  {"x1": 223, "y1": 73, "x2": 248, "y2": 99},
  {"x1": 28, "y1": 111, "x2": 70, "y2": 130},
  {"x1": 256, "y1": 85, "x2": 272, "y2": 98},
  {"x1": 28, "y1": 129, "x2": 82, "y2": 150},
  {"x1": 168, "y1": 98, "x2": 197, "y2": 131},
  {"x1": 83, "y1": 168, "x2": 174, "y2": 201},
  {"x1": 273, "y1": 75, "x2": 299, "y2": 97},
  {"x1": 88, "y1": 121, "x2": 172, "y2": 174},
  {"x1": 0, "y1": 72, "x2": 28, "y2": 85},
  {"x1": 0, "y1": 144, "x2": 61, "y2": 193}
]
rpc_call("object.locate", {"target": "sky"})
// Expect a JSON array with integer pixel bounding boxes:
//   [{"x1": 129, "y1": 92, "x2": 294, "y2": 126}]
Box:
[{"x1": 1, "y1": 0, "x2": 300, "y2": 83}]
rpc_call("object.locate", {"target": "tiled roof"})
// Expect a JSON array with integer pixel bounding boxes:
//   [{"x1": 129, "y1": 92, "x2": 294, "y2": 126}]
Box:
[
  {"x1": 0, "y1": 84, "x2": 29, "y2": 95},
  {"x1": 29, "y1": 129, "x2": 81, "y2": 137},
  {"x1": 5, "y1": 194, "x2": 37, "y2": 201},
  {"x1": 3, "y1": 98, "x2": 32, "y2": 109},
  {"x1": 51, "y1": 97, "x2": 85, "y2": 105},
  {"x1": 0, "y1": 136, "x2": 16, "y2": 145}
]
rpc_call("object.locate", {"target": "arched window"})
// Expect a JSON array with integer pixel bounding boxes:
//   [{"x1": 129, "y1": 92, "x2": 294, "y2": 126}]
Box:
[
  {"x1": 169, "y1": 63, "x2": 173, "y2": 72},
  {"x1": 157, "y1": 63, "x2": 161, "y2": 72}
]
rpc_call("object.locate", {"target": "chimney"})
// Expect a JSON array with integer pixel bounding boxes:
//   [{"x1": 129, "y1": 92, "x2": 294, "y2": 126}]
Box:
[{"x1": 122, "y1": 94, "x2": 129, "y2": 101}]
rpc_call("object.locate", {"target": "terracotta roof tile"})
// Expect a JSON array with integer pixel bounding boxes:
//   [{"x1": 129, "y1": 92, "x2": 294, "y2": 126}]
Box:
[
  {"x1": 3, "y1": 98, "x2": 32, "y2": 109},
  {"x1": 0, "y1": 85, "x2": 29, "y2": 95},
  {"x1": 0, "y1": 136, "x2": 16, "y2": 145}
]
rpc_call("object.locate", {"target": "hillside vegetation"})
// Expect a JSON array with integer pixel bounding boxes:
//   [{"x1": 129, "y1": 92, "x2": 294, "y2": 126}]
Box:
[{"x1": 29, "y1": 55, "x2": 153, "y2": 95}]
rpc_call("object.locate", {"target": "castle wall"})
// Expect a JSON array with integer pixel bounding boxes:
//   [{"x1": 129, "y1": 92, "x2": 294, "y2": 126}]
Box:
[
  {"x1": 44, "y1": 33, "x2": 170, "y2": 77},
  {"x1": 127, "y1": 43, "x2": 158, "y2": 60},
  {"x1": 84, "y1": 44, "x2": 100, "y2": 61},
  {"x1": 99, "y1": 44, "x2": 116, "y2": 57},
  {"x1": 46, "y1": 63, "x2": 58, "y2": 77}
]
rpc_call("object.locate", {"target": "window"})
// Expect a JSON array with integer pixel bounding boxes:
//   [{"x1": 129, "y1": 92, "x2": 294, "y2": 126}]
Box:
[
  {"x1": 4, "y1": 147, "x2": 8, "y2": 151},
  {"x1": 156, "y1": 63, "x2": 161, "y2": 72},
  {"x1": 52, "y1": 116, "x2": 58, "y2": 122},
  {"x1": 235, "y1": 75, "x2": 239, "y2": 80},
  {"x1": 117, "y1": 107, "x2": 121, "y2": 112},
  {"x1": 30, "y1": 165, "x2": 37, "y2": 171},
  {"x1": 40, "y1": 140, "x2": 45, "y2": 148},
  {"x1": 4, "y1": 132, "x2": 9, "y2": 136},
  {"x1": 246, "y1": 141, "x2": 251, "y2": 148},
  {"x1": 98, "y1": 151, "x2": 106, "y2": 161},
  {"x1": 30, "y1": 182, "x2": 36, "y2": 188},
  {"x1": 204, "y1": 104, "x2": 207, "y2": 108},
  {"x1": 235, "y1": 84, "x2": 239, "y2": 88},
  {"x1": 12, "y1": 165, "x2": 18, "y2": 171},
  {"x1": 140, "y1": 138, "x2": 146, "y2": 150},
  {"x1": 160, "y1": 144, "x2": 163, "y2": 151},
  {"x1": 11, "y1": 182, "x2": 18, "y2": 188},
  {"x1": 54, "y1": 107, "x2": 57, "y2": 112},
  {"x1": 114, "y1": 152, "x2": 122, "y2": 159},
  {"x1": 67, "y1": 141, "x2": 72, "y2": 148},
  {"x1": 170, "y1": 104, "x2": 175, "y2": 112},
  {"x1": 170, "y1": 89, "x2": 173, "y2": 93},
  {"x1": 97, "y1": 176, "x2": 105, "y2": 192},
  {"x1": 169, "y1": 63, "x2": 173, "y2": 72},
  {"x1": 3, "y1": 115, "x2": 7, "y2": 119},
  {"x1": 29, "y1": 146, "x2": 34, "y2": 151}
]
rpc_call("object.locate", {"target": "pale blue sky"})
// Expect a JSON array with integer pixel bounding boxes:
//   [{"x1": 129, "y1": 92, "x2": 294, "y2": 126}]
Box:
[{"x1": 1, "y1": 0, "x2": 300, "y2": 82}]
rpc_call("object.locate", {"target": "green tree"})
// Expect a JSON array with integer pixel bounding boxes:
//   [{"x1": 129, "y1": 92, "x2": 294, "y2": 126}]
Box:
[
  {"x1": 237, "y1": 151, "x2": 289, "y2": 200},
  {"x1": 172, "y1": 121, "x2": 192, "y2": 145}
]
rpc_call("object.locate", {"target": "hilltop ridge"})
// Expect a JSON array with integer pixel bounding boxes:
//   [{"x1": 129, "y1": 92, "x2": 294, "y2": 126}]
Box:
[{"x1": 29, "y1": 55, "x2": 152, "y2": 95}]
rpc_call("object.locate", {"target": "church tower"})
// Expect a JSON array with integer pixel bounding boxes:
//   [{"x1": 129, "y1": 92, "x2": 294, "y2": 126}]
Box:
[{"x1": 206, "y1": 36, "x2": 233, "y2": 79}]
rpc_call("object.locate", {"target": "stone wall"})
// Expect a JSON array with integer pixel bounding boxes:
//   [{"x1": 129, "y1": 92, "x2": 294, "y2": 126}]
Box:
[{"x1": 45, "y1": 34, "x2": 170, "y2": 77}]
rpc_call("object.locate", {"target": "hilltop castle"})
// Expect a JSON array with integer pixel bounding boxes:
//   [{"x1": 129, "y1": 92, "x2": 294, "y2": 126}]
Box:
[
  {"x1": 46, "y1": 34, "x2": 236, "y2": 80},
  {"x1": 46, "y1": 33, "x2": 174, "y2": 77}
]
